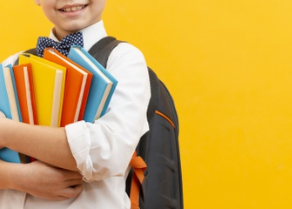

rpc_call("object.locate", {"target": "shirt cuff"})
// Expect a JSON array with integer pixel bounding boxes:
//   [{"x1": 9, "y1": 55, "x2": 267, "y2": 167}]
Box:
[{"x1": 65, "y1": 120, "x2": 93, "y2": 180}]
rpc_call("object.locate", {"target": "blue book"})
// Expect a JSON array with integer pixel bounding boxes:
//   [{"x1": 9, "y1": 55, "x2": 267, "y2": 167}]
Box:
[
  {"x1": 0, "y1": 64, "x2": 23, "y2": 163},
  {"x1": 68, "y1": 46, "x2": 118, "y2": 122}
]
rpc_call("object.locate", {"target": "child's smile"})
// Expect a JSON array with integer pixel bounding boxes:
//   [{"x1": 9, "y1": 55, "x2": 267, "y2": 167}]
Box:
[
  {"x1": 59, "y1": 4, "x2": 88, "y2": 13},
  {"x1": 35, "y1": 0, "x2": 106, "y2": 40}
]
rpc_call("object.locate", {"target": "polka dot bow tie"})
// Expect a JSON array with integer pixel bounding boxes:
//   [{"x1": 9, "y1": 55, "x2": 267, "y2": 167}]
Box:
[{"x1": 36, "y1": 31, "x2": 84, "y2": 57}]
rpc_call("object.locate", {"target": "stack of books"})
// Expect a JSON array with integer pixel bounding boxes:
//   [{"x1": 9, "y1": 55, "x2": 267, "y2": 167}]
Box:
[{"x1": 0, "y1": 46, "x2": 118, "y2": 163}]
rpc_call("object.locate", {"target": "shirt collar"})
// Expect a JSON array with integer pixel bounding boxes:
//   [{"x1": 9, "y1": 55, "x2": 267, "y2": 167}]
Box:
[{"x1": 49, "y1": 20, "x2": 107, "y2": 51}]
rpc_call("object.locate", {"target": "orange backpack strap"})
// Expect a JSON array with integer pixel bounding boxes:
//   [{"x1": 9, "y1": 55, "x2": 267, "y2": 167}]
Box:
[{"x1": 130, "y1": 151, "x2": 147, "y2": 209}]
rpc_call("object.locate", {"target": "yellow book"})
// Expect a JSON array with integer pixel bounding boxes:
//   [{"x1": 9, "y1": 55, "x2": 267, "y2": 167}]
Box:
[{"x1": 19, "y1": 53, "x2": 66, "y2": 127}]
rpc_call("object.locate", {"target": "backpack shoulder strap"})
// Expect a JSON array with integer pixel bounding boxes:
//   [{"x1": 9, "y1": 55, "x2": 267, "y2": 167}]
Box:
[
  {"x1": 90, "y1": 36, "x2": 159, "y2": 122},
  {"x1": 89, "y1": 36, "x2": 160, "y2": 155},
  {"x1": 88, "y1": 36, "x2": 123, "y2": 68},
  {"x1": 24, "y1": 48, "x2": 37, "y2": 55},
  {"x1": 14, "y1": 48, "x2": 37, "y2": 66}
]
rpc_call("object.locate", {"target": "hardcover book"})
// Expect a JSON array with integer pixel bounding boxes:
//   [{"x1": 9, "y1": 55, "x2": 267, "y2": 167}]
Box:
[
  {"x1": 43, "y1": 48, "x2": 93, "y2": 126},
  {"x1": 0, "y1": 64, "x2": 26, "y2": 163},
  {"x1": 19, "y1": 53, "x2": 66, "y2": 127},
  {"x1": 13, "y1": 63, "x2": 38, "y2": 125},
  {"x1": 68, "y1": 45, "x2": 118, "y2": 122}
]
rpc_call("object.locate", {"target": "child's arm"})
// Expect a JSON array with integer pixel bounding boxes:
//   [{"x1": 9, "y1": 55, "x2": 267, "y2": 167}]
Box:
[
  {"x1": 0, "y1": 117, "x2": 78, "y2": 171},
  {"x1": 0, "y1": 159, "x2": 83, "y2": 200},
  {"x1": 64, "y1": 43, "x2": 151, "y2": 181}
]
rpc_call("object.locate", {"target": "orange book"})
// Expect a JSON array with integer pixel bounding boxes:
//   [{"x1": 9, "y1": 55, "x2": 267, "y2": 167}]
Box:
[
  {"x1": 43, "y1": 48, "x2": 93, "y2": 126},
  {"x1": 13, "y1": 63, "x2": 39, "y2": 162},
  {"x1": 13, "y1": 63, "x2": 38, "y2": 125}
]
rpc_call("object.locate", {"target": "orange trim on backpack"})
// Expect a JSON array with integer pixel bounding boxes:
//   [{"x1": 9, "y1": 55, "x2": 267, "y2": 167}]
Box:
[
  {"x1": 155, "y1": 110, "x2": 175, "y2": 128},
  {"x1": 129, "y1": 111, "x2": 175, "y2": 208},
  {"x1": 130, "y1": 151, "x2": 147, "y2": 209}
]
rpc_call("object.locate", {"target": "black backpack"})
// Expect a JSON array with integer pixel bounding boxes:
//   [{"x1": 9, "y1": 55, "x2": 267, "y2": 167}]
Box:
[
  {"x1": 90, "y1": 37, "x2": 183, "y2": 209},
  {"x1": 18, "y1": 37, "x2": 184, "y2": 209}
]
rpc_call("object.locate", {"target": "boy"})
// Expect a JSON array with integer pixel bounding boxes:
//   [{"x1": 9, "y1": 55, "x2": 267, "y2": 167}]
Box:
[{"x1": 0, "y1": 0, "x2": 150, "y2": 208}]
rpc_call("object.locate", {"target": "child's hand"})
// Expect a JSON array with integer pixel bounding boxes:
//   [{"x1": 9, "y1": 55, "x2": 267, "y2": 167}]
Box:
[{"x1": 12, "y1": 161, "x2": 83, "y2": 200}]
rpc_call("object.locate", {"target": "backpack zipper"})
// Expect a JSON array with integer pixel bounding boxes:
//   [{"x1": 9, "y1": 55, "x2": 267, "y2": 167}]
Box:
[{"x1": 155, "y1": 110, "x2": 175, "y2": 128}]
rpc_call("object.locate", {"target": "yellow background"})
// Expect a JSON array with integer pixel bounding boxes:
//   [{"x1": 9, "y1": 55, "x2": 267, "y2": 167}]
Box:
[{"x1": 1, "y1": 1, "x2": 292, "y2": 208}]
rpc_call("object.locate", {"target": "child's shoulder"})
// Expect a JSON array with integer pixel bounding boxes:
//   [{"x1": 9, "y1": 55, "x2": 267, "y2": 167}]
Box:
[{"x1": 107, "y1": 41, "x2": 146, "y2": 65}]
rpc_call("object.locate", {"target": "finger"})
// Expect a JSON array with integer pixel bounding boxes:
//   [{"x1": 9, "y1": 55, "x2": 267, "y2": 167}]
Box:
[
  {"x1": 47, "y1": 195, "x2": 70, "y2": 201},
  {"x1": 60, "y1": 170, "x2": 83, "y2": 182},
  {"x1": 64, "y1": 178, "x2": 83, "y2": 188},
  {"x1": 59, "y1": 184, "x2": 83, "y2": 198},
  {"x1": 66, "y1": 170, "x2": 83, "y2": 179}
]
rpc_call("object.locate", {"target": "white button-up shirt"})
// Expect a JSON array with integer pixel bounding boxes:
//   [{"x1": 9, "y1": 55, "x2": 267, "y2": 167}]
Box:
[{"x1": 0, "y1": 20, "x2": 150, "y2": 209}]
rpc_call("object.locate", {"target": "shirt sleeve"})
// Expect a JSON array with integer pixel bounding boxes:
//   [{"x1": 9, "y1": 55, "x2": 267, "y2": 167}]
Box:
[{"x1": 65, "y1": 43, "x2": 151, "y2": 182}]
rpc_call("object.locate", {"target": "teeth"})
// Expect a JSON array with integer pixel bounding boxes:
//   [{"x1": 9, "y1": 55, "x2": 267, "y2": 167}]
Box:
[{"x1": 62, "y1": 6, "x2": 84, "y2": 12}]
